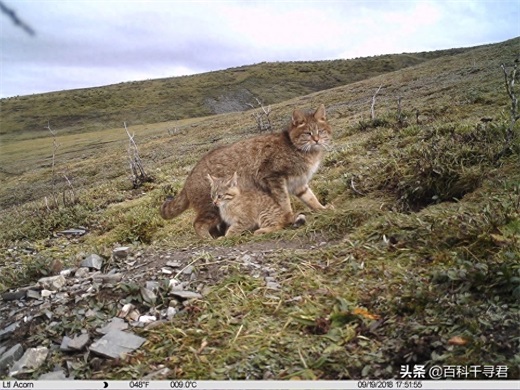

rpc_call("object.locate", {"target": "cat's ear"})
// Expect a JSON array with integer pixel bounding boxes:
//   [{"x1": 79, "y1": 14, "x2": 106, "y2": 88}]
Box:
[
  {"x1": 206, "y1": 173, "x2": 215, "y2": 184},
  {"x1": 292, "y1": 109, "x2": 306, "y2": 127},
  {"x1": 314, "y1": 104, "x2": 326, "y2": 122}
]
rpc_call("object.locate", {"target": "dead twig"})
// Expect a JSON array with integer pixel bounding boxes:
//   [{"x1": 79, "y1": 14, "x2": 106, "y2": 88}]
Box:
[
  {"x1": 500, "y1": 62, "x2": 519, "y2": 145},
  {"x1": 124, "y1": 122, "x2": 149, "y2": 188},
  {"x1": 371, "y1": 84, "x2": 383, "y2": 121},
  {"x1": 247, "y1": 97, "x2": 272, "y2": 132}
]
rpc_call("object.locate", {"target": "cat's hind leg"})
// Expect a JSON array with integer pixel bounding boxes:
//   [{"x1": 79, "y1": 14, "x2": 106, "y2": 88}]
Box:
[{"x1": 193, "y1": 209, "x2": 223, "y2": 239}]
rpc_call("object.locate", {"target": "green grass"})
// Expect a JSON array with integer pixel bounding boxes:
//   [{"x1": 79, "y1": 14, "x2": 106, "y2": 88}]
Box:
[{"x1": 0, "y1": 37, "x2": 519, "y2": 380}]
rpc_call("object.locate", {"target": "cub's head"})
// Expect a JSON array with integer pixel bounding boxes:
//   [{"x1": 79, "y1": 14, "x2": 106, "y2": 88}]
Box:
[
  {"x1": 207, "y1": 172, "x2": 240, "y2": 207},
  {"x1": 288, "y1": 104, "x2": 332, "y2": 153}
]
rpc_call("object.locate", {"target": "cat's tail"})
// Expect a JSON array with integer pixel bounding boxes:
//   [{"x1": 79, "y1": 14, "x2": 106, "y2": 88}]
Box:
[{"x1": 160, "y1": 188, "x2": 190, "y2": 219}]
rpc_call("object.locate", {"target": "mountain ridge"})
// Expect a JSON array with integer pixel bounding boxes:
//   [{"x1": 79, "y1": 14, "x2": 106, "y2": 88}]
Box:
[{"x1": 1, "y1": 39, "x2": 512, "y2": 138}]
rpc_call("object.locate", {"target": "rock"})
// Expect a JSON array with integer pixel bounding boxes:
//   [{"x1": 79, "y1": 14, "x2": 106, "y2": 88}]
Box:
[
  {"x1": 60, "y1": 336, "x2": 73, "y2": 352},
  {"x1": 266, "y1": 281, "x2": 281, "y2": 290},
  {"x1": 74, "y1": 267, "x2": 90, "y2": 278},
  {"x1": 170, "y1": 290, "x2": 203, "y2": 300},
  {"x1": 1, "y1": 290, "x2": 26, "y2": 301},
  {"x1": 169, "y1": 279, "x2": 182, "y2": 291},
  {"x1": 182, "y1": 265, "x2": 194, "y2": 275},
  {"x1": 89, "y1": 330, "x2": 146, "y2": 359},
  {"x1": 39, "y1": 370, "x2": 68, "y2": 380},
  {"x1": 9, "y1": 346, "x2": 49, "y2": 377},
  {"x1": 41, "y1": 289, "x2": 55, "y2": 298},
  {"x1": 113, "y1": 246, "x2": 130, "y2": 258},
  {"x1": 145, "y1": 281, "x2": 160, "y2": 291},
  {"x1": 166, "y1": 261, "x2": 181, "y2": 268},
  {"x1": 161, "y1": 267, "x2": 173, "y2": 275},
  {"x1": 26, "y1": 289, "x2": 42, "y2": 300},
  {"x1": 57, "y1": 228, "x2": 87, "y2": 236},
  {"x1": 166, "y1": 307, "x2": 177, "y2": 320},
  {"x1": 97, "y1": 317, "x2": 128, "y2": 334},
  {"x1": 138, "y1": 315, "x2": 156, "y2": 324},
  {"x1": 60, "y1": 269, "x2": 74, "y2": 277},
  {"x1": 38, "y1": 275, "x2": 66, "y2": 291},
  {"x1": 81, "y1": 254, "x2": 103, "y2": 270},
  {"x1": 0, "y1": 321, "x2": 20, "y2": 341},
  {"x1": 0, "y1": 343, "x2": 24, "y2": 371},
  {"x1": 92, "y1": 273, "x2": 123, "y2": 284},
  {"x1": 117, "y1": 303, "x2": 135, "y2": 318},
  {"x1": 144, "y1": 366, "x2": 171, "y2": 379},
  {"x1": 140, "y1": 287, "x2": 157, "y2": 305},
  {"x1": 67, "y1": 333, "x2": 90, "y2": 351}
]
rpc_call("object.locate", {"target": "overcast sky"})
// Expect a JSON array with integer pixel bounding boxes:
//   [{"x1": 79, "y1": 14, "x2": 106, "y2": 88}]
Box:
[{"x1": 1, "y1": 0, "x2": 519, "y2": 98}]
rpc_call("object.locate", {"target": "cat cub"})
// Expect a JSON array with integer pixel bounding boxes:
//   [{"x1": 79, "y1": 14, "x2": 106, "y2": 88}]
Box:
[{"x1": 208, "y1": 172, "x2": 305, "y2": 238}]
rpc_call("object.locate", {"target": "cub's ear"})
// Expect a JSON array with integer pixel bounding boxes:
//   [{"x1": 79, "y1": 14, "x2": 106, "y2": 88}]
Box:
[
  {"x1": 206, "y1": 173, "x2": 215, "y2": 184},
  {"x1": 229, "y1": 172, "x2": 238, "y2": 187},
  {"x1": 292, "y1": 109, "x2": 306, "y2": 127},
  {"x1": 314, "y1": 104, "x2": 326, "y2": 122}
]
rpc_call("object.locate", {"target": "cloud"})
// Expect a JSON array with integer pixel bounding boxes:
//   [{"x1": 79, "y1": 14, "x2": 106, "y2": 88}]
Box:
[{"x1": 1, "y1": 0, "x2": 518, "y2": 98}]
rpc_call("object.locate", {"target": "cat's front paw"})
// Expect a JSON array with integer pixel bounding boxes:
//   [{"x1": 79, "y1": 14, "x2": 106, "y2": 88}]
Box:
[{"x1": 324, "y1": 203, "x2": 335, "y2": 210}]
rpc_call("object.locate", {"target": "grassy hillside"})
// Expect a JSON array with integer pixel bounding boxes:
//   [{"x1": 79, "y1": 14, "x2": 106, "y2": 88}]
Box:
[
  {"x1": 0, "y1": 45, "x2": 475, "y2": 140},
  {"x1": 0, "y1": 37, "x2": 518, "y2": 380}
]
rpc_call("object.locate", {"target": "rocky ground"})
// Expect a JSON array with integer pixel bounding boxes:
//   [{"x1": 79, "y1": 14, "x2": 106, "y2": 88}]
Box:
[{"x1": 0, "y1": 230, "x2": 324, "y2": 379}]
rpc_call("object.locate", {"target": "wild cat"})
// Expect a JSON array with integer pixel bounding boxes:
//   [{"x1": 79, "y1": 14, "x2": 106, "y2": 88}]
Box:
[
  {"x1": 207, "y1": 172, "x2": 306, "y2": 238},
  {"x1": 160, "y1": 104, "x2": 332, "y2": 238}
]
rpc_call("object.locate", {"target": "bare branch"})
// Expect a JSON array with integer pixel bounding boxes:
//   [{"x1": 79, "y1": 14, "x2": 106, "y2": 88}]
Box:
[
  {"x1": 371, "y1": 84, "x2": 383, "y2": 121},
  {"x1": 0, "y1": 1, "x2": 35, "y2": 36},
  {"x1": 46, "y1": 122, "x2": 60, "y2": 208},
  {"x1": 124, "y1": 122, "x2": 149, "y2": 188},
  {"x1": 500, "y1": 63, "x2": 519, "y2": 145},
  {"x1": 248, "y1": 97, "x2": 272, "y2": 132}
]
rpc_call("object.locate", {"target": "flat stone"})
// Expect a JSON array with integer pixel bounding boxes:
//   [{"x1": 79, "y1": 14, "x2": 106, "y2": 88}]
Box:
[
  {"x1": 26, "y1": 290, "x2": 42, "y2": 300},
  {"x1": 9, "y1": 346, "x2": 49, "y2": 377},
  {"x1": 170, "y1": 290, "x2": 202, "y2": 300},
  {"x1": 81, "y1": 254, "x2": 103, "y2": 270},
  {"x1": 166, "y1": 261, "x2": 181, "y2": 268},
  {"x1": 60, "y1": 336, "x2": 73, "y2": 352},
  {"x1": 38, "y1": 275, "x2": 66, "y2": 291},
  {"x1": 182, "y1": 265, "x2": 194, "y2": 275},
  {"x1": 39, "y1": 370, "x2": 68, "y2": 380},
  {"x1": 1, "y1": 290, "x2": 26, "y2": 301},
  {"x1": 92, "y1": 273, "x2": 123, "y2": 284},
  {"x1": 97, "y1": 317, "x2": 128, "y2": 334},
  {"x1": 68, "y1": 333, "x2": 90, "y2": 351},
  {"x1": 0, "y1": 343, "x2": 24, "y2": 371},
  {"x1": 41, "y1": 289, "x2": 55, "y2": 298},
  {"x1": 89, "y1": 330, "x2": 145, "y2": 359},
  {"x1": 57, "y1": 228, "x2": 86, "y2": 236},
  {"x1": 113, "y1": 247, "x2": 130, "y2": 258},
  {"x1": 0, "y1": 321, "x2": 20, "y2": 341}
]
